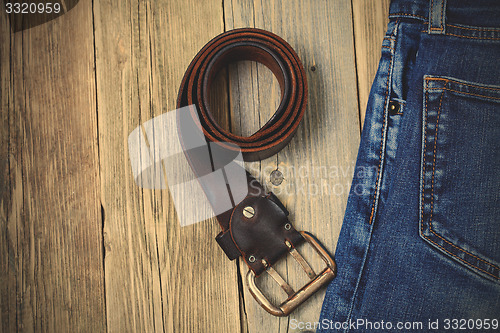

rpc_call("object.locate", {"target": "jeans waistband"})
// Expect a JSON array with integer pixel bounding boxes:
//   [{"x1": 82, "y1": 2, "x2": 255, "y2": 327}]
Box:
[{"x1": 389, "y1": 0, "x2": 500, "y2": 29}]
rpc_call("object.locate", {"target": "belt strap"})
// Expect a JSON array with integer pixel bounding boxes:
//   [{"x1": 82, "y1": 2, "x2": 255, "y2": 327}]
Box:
[{"x1": 176, "y1": 28, "x2": 335, "y2": 316}]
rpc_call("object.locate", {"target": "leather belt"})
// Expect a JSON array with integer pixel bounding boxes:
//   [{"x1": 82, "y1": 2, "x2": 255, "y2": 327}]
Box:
[{"x1": 176, "y1": 28, "x2": 336, "y2": 316}]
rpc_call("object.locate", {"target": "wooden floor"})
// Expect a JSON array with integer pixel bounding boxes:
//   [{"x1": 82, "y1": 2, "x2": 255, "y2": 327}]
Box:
[{"x1": 0, "y1": 0, "x2": 390, "y2": 332}]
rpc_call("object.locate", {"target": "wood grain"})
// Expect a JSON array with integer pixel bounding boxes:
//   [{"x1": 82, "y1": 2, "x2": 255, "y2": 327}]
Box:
[
  {"x1": 0, "y1": 1, "x2": 105, "y2": 332},
  {"x1": 93, "y1": 0, "x2": 240, "y2": 332},
  {"x1": 352, "y1": 0, "x2": 391, "y2": 127},
  {"x1": 0, "y1": 0, "x2": 391, "y2": 331},
  {"x1": 224, "y1": 0, "x2": 361, "y2": 331}
]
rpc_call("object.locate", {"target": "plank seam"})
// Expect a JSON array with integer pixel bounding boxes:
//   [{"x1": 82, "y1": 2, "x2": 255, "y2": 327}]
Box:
[{"x1": 91, "y1": 0, "x2": 108, "y2": 331}]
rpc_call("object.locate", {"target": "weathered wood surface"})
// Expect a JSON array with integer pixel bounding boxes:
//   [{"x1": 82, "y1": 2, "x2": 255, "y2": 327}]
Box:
[
  {"x1": 93, "y1": 0, "x2": 240, "y2": 332},
  {"x1": 0, "y1": 0, "x2": 390, "y2": 331},
  {"x1": 353, "y1": 0, "x2": 391, "y2": 126},
  {"x1": 224, "y1": 0, "x2": 360, "y2": 331},
  {"x1": 0, "y1": 1, "x2": 105, "y2": 332}
]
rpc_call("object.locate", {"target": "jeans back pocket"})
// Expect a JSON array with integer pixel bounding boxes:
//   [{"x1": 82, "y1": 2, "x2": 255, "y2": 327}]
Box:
[{"x1": 421, "y1": 75, "x2": 500, "y2": 282}]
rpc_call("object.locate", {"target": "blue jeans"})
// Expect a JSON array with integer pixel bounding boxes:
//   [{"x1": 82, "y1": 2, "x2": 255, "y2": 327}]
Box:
[{"x1": 318, "y1": 0, "x2": 500, "y2": 332}]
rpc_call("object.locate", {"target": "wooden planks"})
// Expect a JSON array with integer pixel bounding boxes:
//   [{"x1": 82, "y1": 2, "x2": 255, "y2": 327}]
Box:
[
  {"x1": 224, "y1": 0, "x2": 361, "y2": 331},
  {"x1": 0, "y1": 1, "x2": 105, "y2": 332},
  {"x1": 352, "y1": 0, "x2": 391, "y2": 126},
  {"x1": 0, "y1": 0, "x2": 391, "y2": 331},
  {"x1": 93, "y1": 0, "x2": 240, "y2": 332}
]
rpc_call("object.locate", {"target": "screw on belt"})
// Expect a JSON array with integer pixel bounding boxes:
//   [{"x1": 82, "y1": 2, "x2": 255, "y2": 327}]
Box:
[{"x1": 176, "y1": 28, "x2": 336, "y2": 316}]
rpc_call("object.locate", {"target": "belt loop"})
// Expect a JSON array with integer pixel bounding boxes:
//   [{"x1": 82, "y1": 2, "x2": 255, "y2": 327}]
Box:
[{"x1": 428, "y1": 0, "x2": 447, "y2": 34}]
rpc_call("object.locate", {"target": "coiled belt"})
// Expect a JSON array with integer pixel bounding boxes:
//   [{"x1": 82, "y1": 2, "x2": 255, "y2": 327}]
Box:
[{"x1": 176, "y1": 28, "x2": 336, "y2": 316}]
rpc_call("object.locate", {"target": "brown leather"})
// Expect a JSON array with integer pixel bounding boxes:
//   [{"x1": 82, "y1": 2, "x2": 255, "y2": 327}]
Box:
[
  {"x1": 229, "y1": 194, "x2": 305, "y2": 275},
  {"x1": 176, "y1": 28, "x2": 307, "y2": 276}
]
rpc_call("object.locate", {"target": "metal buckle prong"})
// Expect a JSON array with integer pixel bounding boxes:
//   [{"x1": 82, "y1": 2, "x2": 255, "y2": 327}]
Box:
[
  {"x1": 285, "y1": 240, "x2": 316, "y2": 279},
  {"x1": 262, "y1": 259, "x2": 295, "y2": 296},
  {"x1": 246, "y1": 231, "x2": 336, "y2": 316}
]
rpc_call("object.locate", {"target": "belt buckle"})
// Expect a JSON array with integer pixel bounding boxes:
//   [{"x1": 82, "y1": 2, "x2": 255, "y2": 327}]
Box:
[{"x1": 246, "y1": 231, "x2": 337, "y2": 316}]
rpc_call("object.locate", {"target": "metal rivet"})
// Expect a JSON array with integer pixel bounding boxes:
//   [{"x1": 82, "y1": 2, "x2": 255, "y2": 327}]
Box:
[
  {"x1": 284, "y1": 223, "x2": 291, "y2": 231},
  {"x1": 248, "y1": 255, "x2": 256, "y2": 263},
  {"x1": 389, "y1": 101, "x2": 400, "y2": 115},
  {"x1": 310, "y1": 65, "x2": 316, "y2": 72},
  {"x1": 243, "y1": 206, "x2": 255, "y2": 218},
  {"x1": 270, "y1": 169, "x2": 284, "y2": 186}
]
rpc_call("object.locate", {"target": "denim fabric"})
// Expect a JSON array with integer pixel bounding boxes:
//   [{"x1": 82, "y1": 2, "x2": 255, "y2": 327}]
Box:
[{"x1": 318, "y1": 0, "x2": 500, "y2": 332}]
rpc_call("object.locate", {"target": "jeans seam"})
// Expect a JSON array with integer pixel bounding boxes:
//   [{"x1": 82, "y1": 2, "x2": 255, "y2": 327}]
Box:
[
  {"x1": 344, "y1": 222, "x2": 377, "y2": 333},
  {"x1": 344, "y1": 19, "x2": 399, "y2": 333},
  {"x1": 368, "y1": 21, "x2": 399, "y2": 225}
]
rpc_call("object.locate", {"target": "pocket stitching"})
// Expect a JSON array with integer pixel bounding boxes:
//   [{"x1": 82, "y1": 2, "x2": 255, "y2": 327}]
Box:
[
  {"x1": 429, "y1": 89, "x2": 499, "y2": 271},
  {"x1": 427, "y1": 236, "x2": 499, "y2": 280},
  {"x1": 447, "y1": 23, "x2": 500, "y2": 32},
  {"x1": 422, "y1": 80, "x2": 500, "y2": 280},
  {"x1": 444, "y1": 33, "x2": 500, "y2": 41},
  {"x1": 426, "y1": 88, "x2": 500, "y2": 100},
  {"x1": 427, "y1": 77, "x2": 500, "y2": 92},
  {"x1": 419, "y1": 31, "x2": 500, "y2": 40}
]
